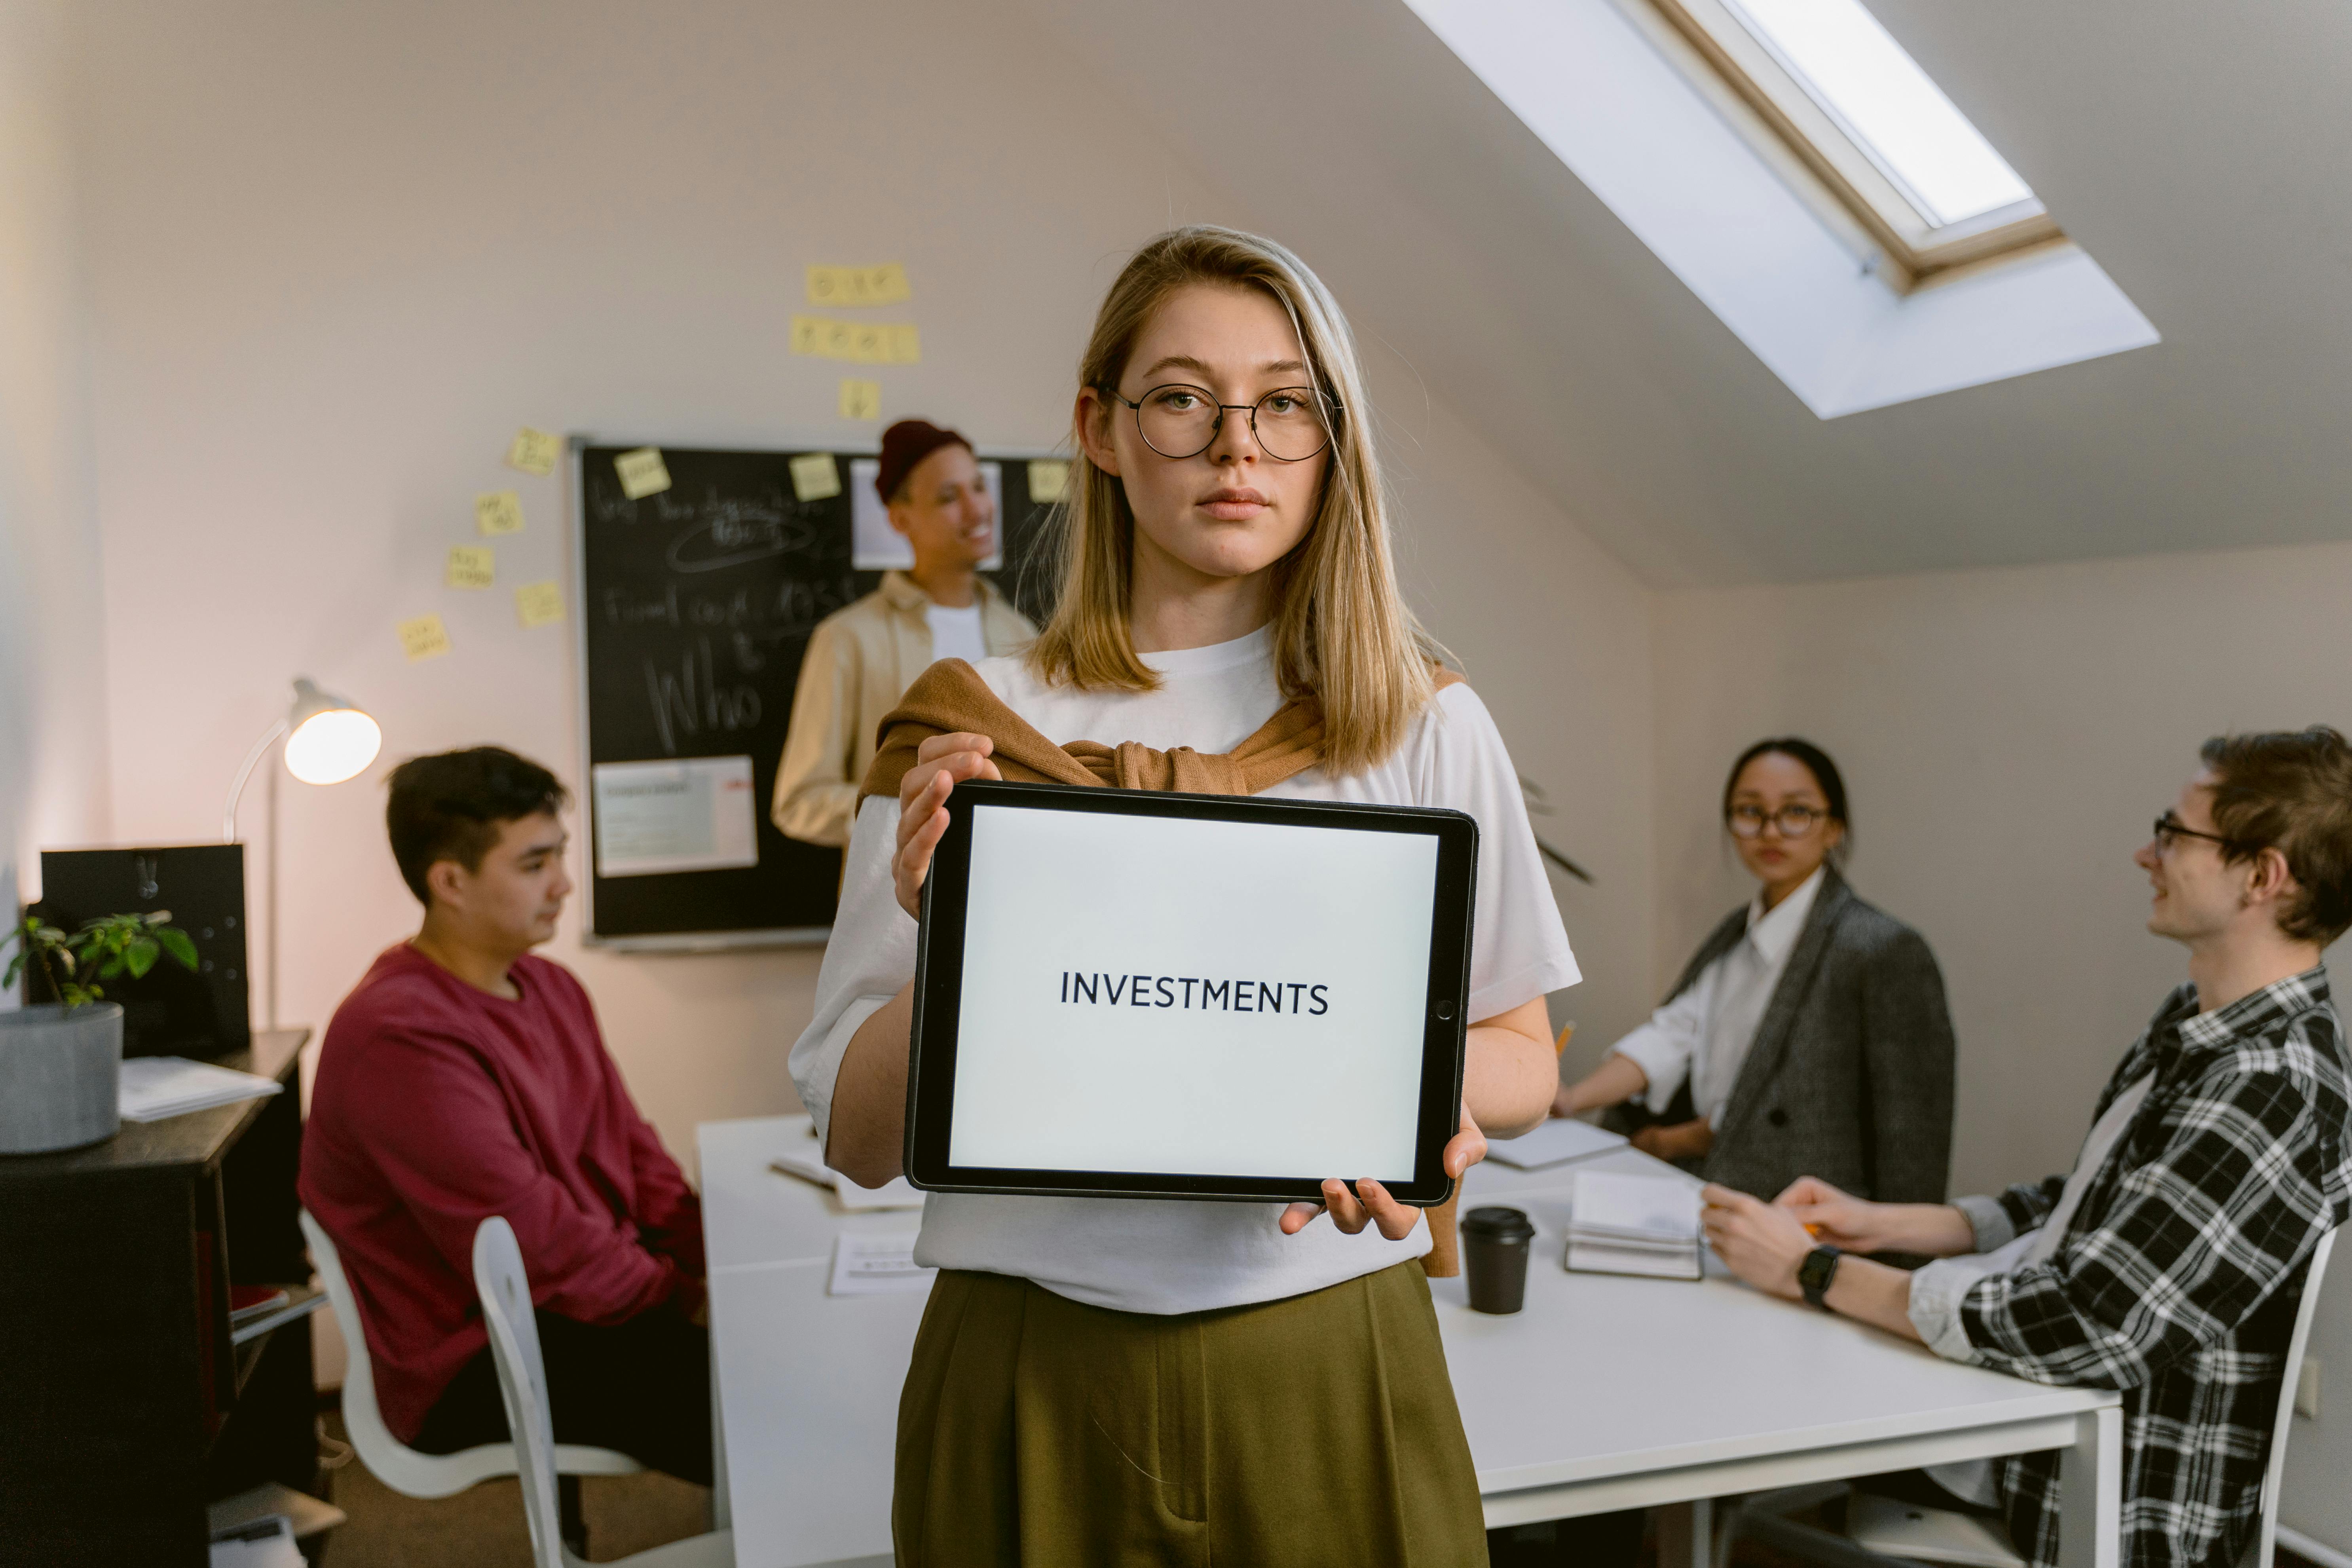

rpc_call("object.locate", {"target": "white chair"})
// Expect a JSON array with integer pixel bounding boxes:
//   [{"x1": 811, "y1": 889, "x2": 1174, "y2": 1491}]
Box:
[
  {"x1": 300, "y1": 1209, "x2": 643, "y2": 1498},
  {"x1": 1719, "y1": 1228, "x2": 2338, "y2": 1568},
  {"x1": 472, "y1": 1215, "x2": 734, "y2": 1568}
]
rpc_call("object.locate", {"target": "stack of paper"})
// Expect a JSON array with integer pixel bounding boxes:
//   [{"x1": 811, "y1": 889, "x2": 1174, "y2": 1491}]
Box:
[
  {"x1": 1566, "y1": 1170, "x2": 1704, "y2": 1279},
  {"x1": 769, "y1": 1132, "x2": 925, "y2": 1211},
  {"x1": 119, "y1": 1057, "x2": 283, "y2": 1123},
  {"x1": 827, "y1": 1232, "x2": 936, "y2": 1296}
]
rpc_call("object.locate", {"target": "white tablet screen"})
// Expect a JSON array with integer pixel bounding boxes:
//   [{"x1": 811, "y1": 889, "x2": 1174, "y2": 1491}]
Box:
[{"x1": 945, "y1": 801, "x2": 1440, "y2": 1180}]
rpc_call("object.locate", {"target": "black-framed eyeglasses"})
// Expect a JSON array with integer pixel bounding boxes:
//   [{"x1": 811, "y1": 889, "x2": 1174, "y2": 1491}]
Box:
[
  {"x1": 1100, "y1": 383, "x2": 1338, "y2": 463},
  {"x1": 1727, "y1": 803, "x2": 1828, "y2": 839},
  {"x1": 2153, "y1": 812, "x2": 2247, "y2": 856}
]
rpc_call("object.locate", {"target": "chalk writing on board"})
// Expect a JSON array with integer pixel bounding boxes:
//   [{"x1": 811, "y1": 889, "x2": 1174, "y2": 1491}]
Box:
[
  {"x1": 643, "y1": 638, "x2": 766, "y2": 757},
  {"x1": 665, "y1": 500, "x2": 820, "y2": 574}
]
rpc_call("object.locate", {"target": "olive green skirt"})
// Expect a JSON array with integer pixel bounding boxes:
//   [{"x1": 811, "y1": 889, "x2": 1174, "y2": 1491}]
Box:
[{"x1": 893, "y1": 1261, "x2": 1486, "y2": 1568}]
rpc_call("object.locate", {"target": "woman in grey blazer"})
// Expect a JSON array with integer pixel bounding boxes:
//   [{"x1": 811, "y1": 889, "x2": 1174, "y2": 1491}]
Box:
[{"x1": 1555, "y1": 738, "x2": 1956, "y2": 1204}]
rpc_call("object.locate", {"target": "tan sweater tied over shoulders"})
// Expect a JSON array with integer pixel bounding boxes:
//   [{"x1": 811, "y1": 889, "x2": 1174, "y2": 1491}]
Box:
[{"x1": 859, "y1": 656, "x2": 1468, "y2": 1278}]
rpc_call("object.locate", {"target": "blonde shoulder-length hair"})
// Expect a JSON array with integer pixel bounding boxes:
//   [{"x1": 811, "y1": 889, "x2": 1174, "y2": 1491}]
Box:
[{"x1": 1025, "y1": 225, "x2": 1439, "y2": 775}]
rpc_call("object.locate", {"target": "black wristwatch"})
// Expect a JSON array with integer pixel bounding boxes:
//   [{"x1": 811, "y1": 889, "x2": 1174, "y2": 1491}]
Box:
[{"x1": 1798, "y1": 1244, "x2": 1843, "y2": 1310}]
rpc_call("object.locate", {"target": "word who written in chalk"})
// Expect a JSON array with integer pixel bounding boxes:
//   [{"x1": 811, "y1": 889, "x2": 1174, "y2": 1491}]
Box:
[{"x1": 1058, "y1": 972, "x2": 1330, "y2": 1016}]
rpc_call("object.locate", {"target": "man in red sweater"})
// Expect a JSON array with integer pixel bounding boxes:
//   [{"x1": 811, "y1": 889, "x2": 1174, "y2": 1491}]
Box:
[{"x1": 301, "y1": 746, "x2": 711, "y2": 1490}]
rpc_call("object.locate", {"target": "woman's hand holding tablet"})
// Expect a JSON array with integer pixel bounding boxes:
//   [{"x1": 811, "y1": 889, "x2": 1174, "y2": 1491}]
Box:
[
  {"x1": 1279, "y1": 1100, "x2": 1489, "y2": 1241},
  {"x1": 893, "y1": 731, "x2": 1002, "y2": 921}
]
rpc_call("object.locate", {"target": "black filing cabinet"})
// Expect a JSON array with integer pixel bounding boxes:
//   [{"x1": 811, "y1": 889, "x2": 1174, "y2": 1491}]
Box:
[{"x1": 0, "y1": 1028, "x2": 319, "y2": 1566}]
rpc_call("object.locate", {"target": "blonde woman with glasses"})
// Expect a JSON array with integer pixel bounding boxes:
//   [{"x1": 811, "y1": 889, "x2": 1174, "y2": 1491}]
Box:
[{"x1": 788, "y1": 226, "x2": 1574, "y2": 1565}]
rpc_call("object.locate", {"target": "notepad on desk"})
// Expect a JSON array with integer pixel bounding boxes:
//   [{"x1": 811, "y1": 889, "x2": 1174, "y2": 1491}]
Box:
[
  {"x1": 770, "y1": 1134, "x2": 926, "y2": 1211},
  {"x1": 1566, "y1": 1169, "x2": 1703, "y2": 1279},
  {"x1": 1486, "y1": 1116, "x2": 1627, "y2": 1169},
  {"x1": 119, "y1": 1057, "x2": 282, "y2": 1123}
]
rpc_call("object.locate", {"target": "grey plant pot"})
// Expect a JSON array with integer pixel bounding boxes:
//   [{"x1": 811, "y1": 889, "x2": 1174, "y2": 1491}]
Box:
[{"x1": 0, "y1": 1002, "x2": 124, "y2": 1154}]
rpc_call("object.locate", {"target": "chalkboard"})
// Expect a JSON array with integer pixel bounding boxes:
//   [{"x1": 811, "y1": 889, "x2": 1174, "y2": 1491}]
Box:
[{"x1": 571, "y1": 441, "x2": 1063, "y2": 948}]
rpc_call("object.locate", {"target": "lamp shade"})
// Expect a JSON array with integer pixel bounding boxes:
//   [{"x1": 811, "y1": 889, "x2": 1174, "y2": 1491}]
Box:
[{"x1": 282, "y1": 678, "x2": 382, "y2": 786}]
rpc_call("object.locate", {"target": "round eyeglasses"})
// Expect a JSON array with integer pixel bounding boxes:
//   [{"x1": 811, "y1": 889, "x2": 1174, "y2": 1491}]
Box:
[
  {"x1": 1727, "y1": 803, "x2": 1828, "y2": 839},
  {"x1": 1100, "y1": 383, "x2": 1338, "y2": 463}
]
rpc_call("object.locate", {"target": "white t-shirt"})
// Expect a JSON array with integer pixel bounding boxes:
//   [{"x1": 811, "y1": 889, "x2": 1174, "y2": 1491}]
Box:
[
  {"x1": 923, "y1": 599, "x2": 988, "y2": 666},
  {"x1": 787, "y1": 625, "x2": 1582, "y2": 1315},
  {"x1": 1609, "y1": 868, "x2": 1823, "y2": 1128}
]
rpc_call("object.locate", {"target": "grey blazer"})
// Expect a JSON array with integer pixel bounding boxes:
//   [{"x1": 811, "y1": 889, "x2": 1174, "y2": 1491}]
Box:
[{"x1": 1610, "y1": 867, "x2": 1956, "y2": 1204}]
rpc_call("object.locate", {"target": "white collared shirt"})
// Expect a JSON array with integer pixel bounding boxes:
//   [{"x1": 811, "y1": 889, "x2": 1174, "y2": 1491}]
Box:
[{"x1": 1609, "y1": 867, "x2": 1824, "y2": 1128}]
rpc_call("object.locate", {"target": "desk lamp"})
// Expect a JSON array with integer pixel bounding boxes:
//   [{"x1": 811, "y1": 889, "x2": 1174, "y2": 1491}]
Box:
[{"x1": 222, "y1": 678, "x2": 382, "y2": 1026}]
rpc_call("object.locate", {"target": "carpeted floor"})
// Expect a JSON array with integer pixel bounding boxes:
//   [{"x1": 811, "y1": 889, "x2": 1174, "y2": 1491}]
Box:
[{"x1": 316, "y1": 1411, "x2": 714, "y2": 1566}]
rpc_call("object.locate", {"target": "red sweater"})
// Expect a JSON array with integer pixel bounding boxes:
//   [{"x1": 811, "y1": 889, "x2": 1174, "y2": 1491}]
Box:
[{"x1": 300, "y1": 944, "x2": 705, "y2": 1441}]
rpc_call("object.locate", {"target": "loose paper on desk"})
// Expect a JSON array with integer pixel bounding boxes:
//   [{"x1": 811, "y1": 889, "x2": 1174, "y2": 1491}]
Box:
[
  {"x1": 769, "y1": 1145, "x2": 924, "y2": 1211},
  {"x1": 790, "y1": 451, "x2": 843, "y2": 502},
  {"x1": 590, "y1": 755, "x2": 758, "y2": 877},
  {"x1": 1486, "y1": 1117, "x2": 1627, "y2": 1170},
  {"x1": 829, "y1": 1232, "x2": 936, "y2": 1296},
  {"x1": 445, "y1": 545, "x2": 494, "y2": 589},
  {"x1": 614, "y1": 445, "x2": 672, "y2": 499},
  {"x1": 506, "y1": 426, "x2": 562, "y2": 477},
  {"x1": 120, "y1": 1056, "x2": 281, "y2": 1122},
  {"x1": 476, "y1": 489, "x2": 526, "y2": 536},
  {"x1": 514, "y1": 580, "x2": 565, "y2": 629},
  {"x1": 397, "y1": 613, "x2": 452, "y2": 662}
]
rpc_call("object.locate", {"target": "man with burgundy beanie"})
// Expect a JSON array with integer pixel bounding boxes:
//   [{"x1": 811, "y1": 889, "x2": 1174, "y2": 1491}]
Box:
[
  {"x1": 301, "y1": 747, "x2": 712, "y2": 1507},
  {"x1": 772, "y1": 418, "x2": 1036, "y2": 846}
]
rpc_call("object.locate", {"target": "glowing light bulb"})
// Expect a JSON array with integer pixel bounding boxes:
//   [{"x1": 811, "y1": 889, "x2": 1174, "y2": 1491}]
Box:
[{"x1": 284, "y1": 706, "x2": 382, "y2": 785}]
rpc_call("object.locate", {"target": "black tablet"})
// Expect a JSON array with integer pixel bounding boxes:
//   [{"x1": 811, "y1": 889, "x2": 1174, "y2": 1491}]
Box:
[{"x1": 903, "y1": 779, "x2": 1479, "y2": 1205}]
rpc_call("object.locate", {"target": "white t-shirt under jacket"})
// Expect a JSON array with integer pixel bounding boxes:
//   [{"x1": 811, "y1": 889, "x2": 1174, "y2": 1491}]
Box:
[{"x1": 787, "y1": 625, "x2": 1582, "y2": 1315}]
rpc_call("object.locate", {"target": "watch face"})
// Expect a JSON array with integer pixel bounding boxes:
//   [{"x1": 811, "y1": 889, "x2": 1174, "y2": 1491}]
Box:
[{"x1": 1800, "y1": 1245, "x2": 1841, "y2": 1301}]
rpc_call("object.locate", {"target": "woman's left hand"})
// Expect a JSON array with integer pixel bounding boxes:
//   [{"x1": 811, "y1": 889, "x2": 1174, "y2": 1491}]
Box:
[
  {"x1": 1280, "y1": 1101, "x2": 1486, "y2": 1240},
  {"x1": 1700, "y1": 1183, "x2": 1815, "y2": 1302}
]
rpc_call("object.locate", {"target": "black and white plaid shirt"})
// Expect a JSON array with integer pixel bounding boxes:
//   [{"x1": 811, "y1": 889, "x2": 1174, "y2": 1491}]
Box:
[{"x1": 1910, "y1": 967, "x2": 2349, "y2": 1568}]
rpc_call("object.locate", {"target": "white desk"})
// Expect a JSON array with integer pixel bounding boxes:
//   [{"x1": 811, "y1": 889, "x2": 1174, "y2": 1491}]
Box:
[{"x1": 702, "y1": 1116, "x2": 2120, "y2": 1568}]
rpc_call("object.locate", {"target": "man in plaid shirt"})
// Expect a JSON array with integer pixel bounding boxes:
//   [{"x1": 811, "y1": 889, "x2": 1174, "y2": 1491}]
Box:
[{"x1": 1705, "y1": 727, "x2": 2352, "y2": 1568}]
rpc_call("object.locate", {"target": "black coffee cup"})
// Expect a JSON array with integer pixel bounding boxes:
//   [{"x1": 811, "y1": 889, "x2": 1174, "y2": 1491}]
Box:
[{"x1": 1461, "y1": 1205, "x2": 1537, "y2": 1314}]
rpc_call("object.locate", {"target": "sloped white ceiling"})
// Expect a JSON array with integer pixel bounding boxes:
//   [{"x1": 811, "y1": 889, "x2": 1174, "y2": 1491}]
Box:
[{"x1": 1019, "y1": 0, "x2": 2352, "y2": 587}]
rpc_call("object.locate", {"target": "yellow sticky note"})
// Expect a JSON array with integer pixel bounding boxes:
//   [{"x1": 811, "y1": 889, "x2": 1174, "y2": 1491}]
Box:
[
  {"x1": 475, "y1": 490, "x2": 525, "y2": 536},
  {"x1": 790, "y1": 452, "x2": 842, "y2": 502},
  {"x1": 1027, "y1": 459, "x2": 1070, "y2": 503},
  {"x1": 839, "y1": 379, "x2": 881, "y2": 421},
  {"x1": 805, "y1": 262, "x2": 912, "y2": 307},
  {"x1": 790, "y1": 315, "x2": 919, "y2": 364},
  {"x1": 515, "y1": 580, "x2": 565, "y2": 629},
  {"x1": 506, "y1": 427, "x2": 562, "y2": 476},
  {"x1": 397, "y1": 613, "x2": 452, "y2": 662},
  {"x1": 446, "y1": 545, "x2": 495, "y2": 589},
  {"x1": 614, "y1": 446, "x2": 671, "y2": 499}
]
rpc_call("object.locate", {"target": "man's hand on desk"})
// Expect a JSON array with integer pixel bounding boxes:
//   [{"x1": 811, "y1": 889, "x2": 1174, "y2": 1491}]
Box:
[
  {"x1": 1700, "y1": 1185, "x2": 1811, "y2": 1301},
  {"x1": 1631, "y1": 1118, "x2": 1714, "y2": 1163}
]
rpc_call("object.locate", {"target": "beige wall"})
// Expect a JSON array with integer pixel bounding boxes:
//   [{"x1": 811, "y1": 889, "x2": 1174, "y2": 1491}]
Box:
[
  {"x1": 1652, "y1": 537, "x2": 2352, "y2": 1547},
  {"x1": 69, "y1": 0, "x2": 1644, "y2": 1170},
  {"x1": 0, "y1": 0, "x2": 108, "y2": 931}
]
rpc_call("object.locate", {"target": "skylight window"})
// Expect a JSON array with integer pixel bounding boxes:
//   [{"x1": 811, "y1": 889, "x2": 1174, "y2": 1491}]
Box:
[{"x1": 1652, "y1": 0, "x2": 2062, "y2": 285}]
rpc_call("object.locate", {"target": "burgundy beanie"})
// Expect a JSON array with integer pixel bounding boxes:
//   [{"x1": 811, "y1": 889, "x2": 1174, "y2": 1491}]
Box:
[{"x1": 875, "y1": 419, "x2": 972, "y2": 504}]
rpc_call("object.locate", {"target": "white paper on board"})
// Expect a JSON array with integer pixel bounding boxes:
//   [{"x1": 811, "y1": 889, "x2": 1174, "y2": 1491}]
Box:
[
  {"x1": 591, "y1": 756, "x2": 759, "y2": 878},
  {"x1": 849, "y1": 458, "x2": 1004, "y2": 571}
]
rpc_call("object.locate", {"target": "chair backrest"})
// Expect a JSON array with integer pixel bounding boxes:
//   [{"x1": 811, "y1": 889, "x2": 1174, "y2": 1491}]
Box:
[
  {"x1": 301, "y1": 1209, "x2": 419, "y2": 1484},
  {"x1": 2248, "y1": 1227, "x2": 2337, "y2": 1568},
  {"x1": 472, "y1": 1216, "x2": 573, "y2": 1568}
]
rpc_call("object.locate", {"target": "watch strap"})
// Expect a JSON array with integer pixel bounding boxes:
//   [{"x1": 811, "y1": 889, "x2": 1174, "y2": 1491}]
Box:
[{"x1": 1798, "y1": 1243, "x2": 1843, "y2": 1310}]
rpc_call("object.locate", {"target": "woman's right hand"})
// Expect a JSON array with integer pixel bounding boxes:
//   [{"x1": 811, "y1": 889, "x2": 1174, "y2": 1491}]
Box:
[
  {"x1": 893, "y1": 733, "x2": 1001, "y2": 921},
  {"x1": 1772, "y1": 1176, "x2": 1888, "y2": 1251}
]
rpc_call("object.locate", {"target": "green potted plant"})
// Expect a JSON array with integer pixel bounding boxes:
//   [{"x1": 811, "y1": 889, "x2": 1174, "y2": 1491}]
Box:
[{"x1": 1, "y1": 912, "x2": 199, "y2": 1154}]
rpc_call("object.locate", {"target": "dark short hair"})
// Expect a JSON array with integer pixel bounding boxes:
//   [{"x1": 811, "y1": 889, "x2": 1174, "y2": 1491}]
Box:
[
  {"x1": 384, "y1": 747, "x2": 569, "y2": 905},
  {"x1": 1723, "y1": 738, "x2": 1851, "y2": 863},
  {"x1": 2199, "y1": 727, "x2": 2352, "y2": 946}
]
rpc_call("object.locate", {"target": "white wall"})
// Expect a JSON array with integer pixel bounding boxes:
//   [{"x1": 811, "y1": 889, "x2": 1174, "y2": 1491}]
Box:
[
  {"x1": 0, "y1": 0, "x2": 108, "y2": 944},
  {"x1": 1652, "y1": 537, "x2": 2352, "y2": 1547},
  {"x1": 69, "y1": 0, "x2": 1649, "y2": 1166}
]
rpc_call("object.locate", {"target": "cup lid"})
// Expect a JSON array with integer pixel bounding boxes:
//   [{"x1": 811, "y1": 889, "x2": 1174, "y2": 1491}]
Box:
[{"x1": 1460, "y1": 1205, "x2": 1536, "y2": 1241}]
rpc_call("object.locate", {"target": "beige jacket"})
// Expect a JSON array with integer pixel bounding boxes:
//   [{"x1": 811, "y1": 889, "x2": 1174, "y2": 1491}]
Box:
[{"x1": 771, "y1": 571, "x2": 1037, "y2": 847}]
